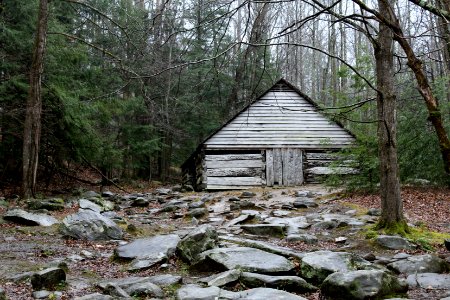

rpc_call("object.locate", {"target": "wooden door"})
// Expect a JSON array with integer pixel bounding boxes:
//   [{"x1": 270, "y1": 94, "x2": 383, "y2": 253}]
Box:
[{"x1": 266, "y1": 148, "x2": 304, "y2": 186}]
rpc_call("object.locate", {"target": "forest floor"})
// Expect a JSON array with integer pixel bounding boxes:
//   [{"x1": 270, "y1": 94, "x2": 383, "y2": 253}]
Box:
[{"x1": 0, "y1": 183, "x2": 449, "y2": 299}]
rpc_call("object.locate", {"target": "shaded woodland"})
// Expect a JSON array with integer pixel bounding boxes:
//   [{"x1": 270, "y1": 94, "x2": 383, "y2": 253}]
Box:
[{"x1": 1, "y1": 0, "x2": 450, "y2": 195}]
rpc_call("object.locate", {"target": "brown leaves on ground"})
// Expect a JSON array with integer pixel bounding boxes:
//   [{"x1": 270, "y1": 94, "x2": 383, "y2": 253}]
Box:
[{"x1": 341, "y1": 186, "x2": 450, "y2": 233}]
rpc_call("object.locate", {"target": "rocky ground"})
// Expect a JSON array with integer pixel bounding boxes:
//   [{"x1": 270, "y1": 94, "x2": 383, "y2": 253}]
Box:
[{"x1": 0, "y1": 184, "x2": 449, "y2": 300}]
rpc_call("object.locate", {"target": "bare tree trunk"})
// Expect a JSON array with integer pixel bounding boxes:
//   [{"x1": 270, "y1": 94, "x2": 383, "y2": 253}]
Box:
[
  {"x1": 374, "y1": 0, "x2": 407, "y2": 233},
  {"x1": 22, "y1": 0, "x2": 49, "y2": 199}
]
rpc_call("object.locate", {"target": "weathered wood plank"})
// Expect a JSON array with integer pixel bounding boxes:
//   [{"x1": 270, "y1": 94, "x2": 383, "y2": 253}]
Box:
[
  {"x1": 266, "y1": 149, "x2": 274, "y2": 186},
  {"x1": 206, "y1": 143, "x2": 352, "y2": 149},
  {"x1": 206, "y1": 168, "x2": 262, "y2": 177},
  {"x1": 306, "y1": 167, "x2": 359, "y2": 175},
  {"x1": 205, "y1": 154, "x2": 262, "y2": 161},
  {"x1": 206, "y1": 160, "x2": 263, "y2": 169},
  {"x1": 306, "y1": 152, "x2": 340, "y2": 160},
  {"x1": 206, "y1": 176, "x2": 262, "y2": 185},
  {"x1": 273, "y1": 148, "x2": 283, "y2": 185},
  {"x1": 206, "y1": 185, "x2": 253, "y2": 190}
]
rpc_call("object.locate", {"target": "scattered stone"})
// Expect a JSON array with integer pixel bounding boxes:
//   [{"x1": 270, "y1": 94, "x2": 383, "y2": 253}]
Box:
[
  {"x1": 103, "y1": 284, "x2": 130, "y2": 298},
  {"x1": 286, "y1": 233, "x2": 318, "y2": 244},
  {"x1": 189, "y1": 201, "x2": 205, "y2": 209},
  {"x1": 224, "y1": 214, "x2": 254, "y2": 227},
  {"x1": 301, "y1": 251, "x2": 374, "y2": 284},
  {"x1": 160, "y1": 200, "x2": 187, "y2": 212},
  {"x1": 201, "y1": 269, "x2": 241, "y2": 287},
  {"x1": 240, "y1": 224, "x2": 286, "y2": 237},
  {"x1": 155, "y1": 188, "x2": 171, "y2": 195},
  {"x1": 367, "y1": 208, "x2": 381, "y2": 216},
  {"x1": 363, "y1": 253, "x2": 376, "y2": 262},
  {"x1": 79, "y1": 199, "x2": 103, "y2": 213},
  {"x1": 376, "y1": 235, "x2": 415, "y2": 250},
  {"x1": 393, "y1": 253, "x2": 411, "y2": 260},
  {"x1": 406, "y1": 273, "x2": 450, "y2": 289},
  {"x1": 3, "y1": 209, "x2": 59, "y2": 227},
  {"x1": 293, "y1": 198, "x2": 318, "y2": 208},
  {"x1": 321, "y1": 270, "x2": 408, "y2": 300},
  {"x1": 240, "y1": 272, "x2": 317, "y2": 293},
  {"x1": 295, "y1": 191, "x2": 313, "y2": 198},
  {"x1": 388, "y1": 254, "x2": 448, "y2": 275},
  {"x1": 114, "y1": 234, "x2": 180, "y2": 270},
  {"x1": 195, "y1": 247, "x2": 295, "y2": 273},
  {"x1": 30, "y1": 267, "x2": 66, "y2": 290},
  {"x1": 101, "y1": 191, "x2": 114, "y2": 197},
  {"x1": 241, "y1": 191, "x2": 256, "y2": 198},
  {"x1": 27, "y1": 198, "x2": 65, "y2": 211},
  {"x1": 219, "y1": 235, "x2": 305, "y2": 260},
  {"x1": 272, "y1": 210, "x2": 291, "y2": 217},
  {"x1": 60, "y1": 209, "x2": 123, "y2": 240},
  {"x1": 187, "y1": 208, "x2": 207, "y2": 218},
  {"x1": 228, "y1": 196, "x2": 240, "y2": 202},
  {"x1": 74, "y1": 293, "x2": 113, "y2": 300},
  {"x1": 237, "y1": 287, "x2": 308, "y2": 300},
  {"x1": 311, "y1": 220, "x2": 337, "y2": 231},
  {"x1": 335, "y1": 236, "x2": 347, "y2": 243},
  {"x1": 131, "y1": 197, "x2": 149, "y2": 207},
  {"x1": 176, "y1": 284, "x2": 237, "y2": 300},
  {"x1": 99, "y1": 275, "x2": 182, "y2": 290},
  {"x1": 177, "y1": 225, "x2": 218, "y2": 264},
  {"x1": 239, "y1": 200, "x2": 256, "y2": 208},
  {"x1": 82, "y1": 190, "x2": 101, "y2": 198}
]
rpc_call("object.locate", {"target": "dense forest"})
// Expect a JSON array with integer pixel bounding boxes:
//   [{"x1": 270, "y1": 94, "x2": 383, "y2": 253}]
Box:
[{"x1": 1, "y1": 0, "x2": 450, "y2": 195}]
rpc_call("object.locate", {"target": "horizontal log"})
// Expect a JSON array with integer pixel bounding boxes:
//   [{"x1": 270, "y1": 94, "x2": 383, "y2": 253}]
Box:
[
  {"x1": 206, "y1": 185, "x2": 255, "y2": 190},
  {"x1": 206, "y1": 167, "x2": 262, "y2": 177},
  {"x1": 205, "y1": 144, "x2": 351, "y2": 149},
  {"x1": 305, "y1": 167, "x2": 359, "y2": 175},
  {"x1": 206, "y1": 160, "x2": 264, "y2": 168},
  {"x1": 306, "y1": 152, "x2": 340, "y2": 160},
  {"x1": 206, "y1": 176, "x2": 263, "y2": 185},
  {"x1": 205, "y1": 154, "x2": 262, "y2": 161}
]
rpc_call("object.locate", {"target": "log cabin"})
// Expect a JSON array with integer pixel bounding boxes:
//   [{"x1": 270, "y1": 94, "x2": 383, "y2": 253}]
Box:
[{"x1": 182, "y1": 79, "x2": 357, "y2": 190}]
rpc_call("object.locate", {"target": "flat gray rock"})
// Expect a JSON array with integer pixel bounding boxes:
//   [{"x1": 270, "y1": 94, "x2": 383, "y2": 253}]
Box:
[
  {"x1": 3, "y1": 209, "x2": 59, "y2": 227},
  {"x1": 200, "y1": 269, "x2": 241, "y2": 287},
  {"x1": 301, "y1": 251, "x2": 374, "y2": 283},
  {"x1": 79, "y1": 199, "x2": 103, "y2": 213},
  {"x1": 176, "y1": 284, "x2": 238, "y2": 300},
  {"x1": 237, "y1": 287, "x2": 308, "y2": 300},
  {"x1": 321, "y1": 270, "x2": 408, "y2": 300},
  {"x1": 74, "y1": 293, "x2": 113, "y2": 300},
  {"x1": 240, "y1": 272, "x2": 317, "y2": 292},
  {"x1": 31, "y1": 267, "x2": 66, "y2": 290},
  {"x1": 376, "y1": 235, "x2": 414, "y2": 250},
  {"x1": 196, "y1": 247, "x2": 295, "y2": 273},
  {"x1": 115, "y1": 234, "x2": 180, "y2": 270},
  {"x1": 115, "y1": 234, "x2": 180, "y2": 260},
  {"x1": 286, "y1": 233, "x2": 318, "y2": 244},
  {"x1": 406, "y1": 273, "x2": 450, "y2": 289},
  {"x1": 388, "y1": 254, "x2": 447, "y2": 275},
  {"x1": 99, "y1": 275, "x2": 181, "y2": 290},
  {"x1": 60, "y1": 209, "x2": 123, "y2": 240},
  {"x1": 240, "y1": 224, "x2": 286, "y2": 237}
]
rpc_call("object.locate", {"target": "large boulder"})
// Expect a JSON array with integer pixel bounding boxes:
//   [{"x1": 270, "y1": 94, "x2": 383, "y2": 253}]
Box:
[
  {"x1": 60, "y1": 209, "x2": 123, "y2": 240},
  {"x1": 114, "y1": 234, "x2": 180, "y2": 270},
  {"x1": 177, "y1": 225, "x2": 218, "y2": 264},
  {"x1": 240, "y1": 224, "x2": 286, "y2": 237},
  {"x1": 388, "y1": 254, "x2": 448, "y2": 275},
  {"x1": 30, "y1": 267, "x2": 66, "y2": 290},
  {"x1": 321, "y1": 270, "x2": 408, "y2": 300},
  {"x1": 3, "y1": 209, "x2": 59, "y2": 227},
  {"x1": 27, "y1": 198, "x2": 65, "y2": 211},
  {"x1": 194, "y1": 247, "x2": 295, "y2": 274},
  {"x1": 300, "y1": 251, "x2": 375, "y2": 284},
  {"x1": 78, "y1": 199, "x2": 103, "y2": 213}
]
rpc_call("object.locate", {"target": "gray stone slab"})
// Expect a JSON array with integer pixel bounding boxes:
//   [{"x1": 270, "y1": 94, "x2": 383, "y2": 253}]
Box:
[{"x1": 197, "y1": 247, "x2": 295, "y2": 273}]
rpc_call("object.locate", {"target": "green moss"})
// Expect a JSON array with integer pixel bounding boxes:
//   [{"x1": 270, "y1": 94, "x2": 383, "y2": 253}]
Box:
[{"x1": 375, "y1": 219, "x2": 410, "y2": 236}]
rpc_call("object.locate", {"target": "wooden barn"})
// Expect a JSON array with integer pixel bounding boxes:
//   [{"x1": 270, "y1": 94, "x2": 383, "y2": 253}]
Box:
[{"x1": 182, "y1": 79, "x2": 356, "y2": 190}]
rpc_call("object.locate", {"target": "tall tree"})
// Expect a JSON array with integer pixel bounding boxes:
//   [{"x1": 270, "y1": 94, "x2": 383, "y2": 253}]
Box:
[
  {"x1": 374, "y1": 0, "x2": 406, "y2": 232},
  {"x1": 22, "y1": 0, "x2": 49, "y2": 198}
]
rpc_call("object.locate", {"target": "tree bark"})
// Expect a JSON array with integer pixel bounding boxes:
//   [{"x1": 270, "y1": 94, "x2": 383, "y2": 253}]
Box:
[
  {"x1": 22, "y1": 0, "x2": 49, "y2": 199},
  {"x1": 374, "y1": 0, "x2": 407, "y2": 232}
]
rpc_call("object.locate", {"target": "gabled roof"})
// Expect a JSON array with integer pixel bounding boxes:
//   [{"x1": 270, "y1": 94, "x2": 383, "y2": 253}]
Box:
[{"x1": 182, "y1": 78, "x2": 356, "y2": 168}]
